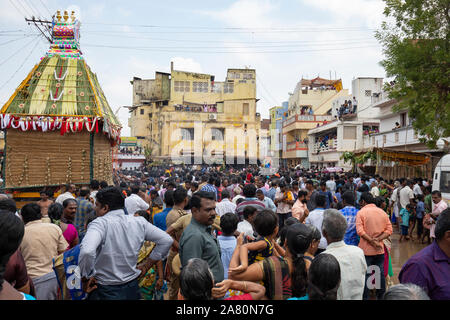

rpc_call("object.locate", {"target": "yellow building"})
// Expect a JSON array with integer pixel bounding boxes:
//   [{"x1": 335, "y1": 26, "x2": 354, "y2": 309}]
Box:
[
  {"x1": 283, "y1": 77, "x2": 349, "y2": 167},
  {"x1": 128, "y1": 63, "x2": 262, "y2": 165}
]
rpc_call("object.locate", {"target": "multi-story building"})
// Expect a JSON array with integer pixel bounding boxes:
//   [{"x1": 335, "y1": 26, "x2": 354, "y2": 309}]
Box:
[
  {"x1": 307, "y1": 78, "x2": 383, "y2": 170},
  {"x1": 128, "y1": 63, "x2": 262, "y2": 165},
  {"x1": 282, "y1": 77, "x2": 349, "y2": 167},
  {"x1": 362, "y1": 90, "x2": 446, "y2": 176}
]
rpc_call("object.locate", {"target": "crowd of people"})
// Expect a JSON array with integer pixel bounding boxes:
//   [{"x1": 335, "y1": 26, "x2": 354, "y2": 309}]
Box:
[
  {"x1": 336, "y1": 97, "x2": 358, "y2": 119},
  {"x1": 0, "y1": 164, "x2": 449, "y2": 301}
]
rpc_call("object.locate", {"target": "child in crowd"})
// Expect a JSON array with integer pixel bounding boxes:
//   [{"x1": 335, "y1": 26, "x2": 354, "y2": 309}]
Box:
[
  {"x1": 237, "y1": 206, "x2": 257, "y2": 241},
  {"x1": 399, "y1": 204, "x2": 413, "y2": 242},
  {"x1": 218, "y1": 213, "x2": 239, "y2": 280},
  {"x1": 229, "y1": 210, "x2": 282, "y2": 275}
]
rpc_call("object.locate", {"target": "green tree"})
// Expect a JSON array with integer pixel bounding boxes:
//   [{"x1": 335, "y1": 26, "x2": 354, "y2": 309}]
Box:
[{"x1": 375, "y1": 0, "x2": 450, "y2": 148}]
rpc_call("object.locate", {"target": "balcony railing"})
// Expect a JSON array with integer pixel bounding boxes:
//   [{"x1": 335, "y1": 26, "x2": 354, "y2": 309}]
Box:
[
  {"x1": 312, "y1": 139, "x2": 338, "y2": 154},
  {"x1": 371, "y1": 92, "x2": 390, "y2": 105},
  {"x1": 283, "y1": 114, "x2": 333, "y2": 127},
  {"x1": 286, "y1": 141, "x2": 308, "y2": 151}
]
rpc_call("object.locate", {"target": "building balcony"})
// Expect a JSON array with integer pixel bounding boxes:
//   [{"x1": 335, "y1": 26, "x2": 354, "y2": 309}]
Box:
[
  {"x1": 312, "y1": 139, "x2": 338, "y2": 154},
  {"x1": 286, "y1": 141, "x2": 308, "y2": 151},
  {"x1": 283, "y1": 114, "x2": 334, "y2": 134}
]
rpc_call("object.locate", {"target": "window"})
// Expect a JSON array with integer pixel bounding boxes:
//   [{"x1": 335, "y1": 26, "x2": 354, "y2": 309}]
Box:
[
  {"x1": 224, "y1": 82, "x2": 234, "y2": 94},
  {"x1": 229, "y1": 72, "x2": 240, "y2": 79},
  {"x1": 395, "y1": 132, "x2": 399, "y2": 142},
  {"x1": 212, "y1": 83, "x2": 222, "y2": 93},
  {"x1": 193, "y1": 81, "x2": 208, "y2": 93},
  {"x1": 243, "y1": 103, "x2": 249, "y2": 115},
  {"x1": 140, "y1": 109, "x2": 144, "y2": 115},
  {"x1": 211, "y1": 128, "x2": 225, "y2": 141},
  {"x1": 180, "y1": 128, "x2": 194, "y2": 141},
  {"x1": 343, "y1": 126, "x2": 356, "y2": 139},
  {"x1": 440, "y1": 171, "x2": 450, "y2": 193},
  {"x1": 149, "y1": 113, "x2": 153, "y2": 119},
  {"x1": 243, "y1": 73, "x2": 253, "y2": 79},
  {"x1": 365, "y1": 90, "x2": 372, "y2": 97},
  {"x1": 400, "y1": 113, "x2": 407, "y2": 127},
  {"x1": 174, "y1": 81, "x2": 190, "y2": 92}
]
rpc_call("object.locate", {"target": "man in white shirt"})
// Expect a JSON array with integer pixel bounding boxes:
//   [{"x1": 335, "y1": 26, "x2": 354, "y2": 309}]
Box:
[
  {"x1": 413, "y1": 179, "x2": 423, "y2": 196},
  {"x1": 79, "y1": 186, "x2": 173, "y2": 300},
  {"x1": 326, "y1": 175, "x2": 336, "y2": 194},
  {"x1": 322, "y1": 209, "x2": 367, "y2": 300},
  {"x1": 390, "y1": 181, "x2": 401, "y2": 225},
  {"x1": 305, "y1": 194, "x2": 327, "y2": 255},
  {"x1": 55, "y1": 184, "x2": 76, "y2": 205},
  {"x1": 125, "y1": 185, "x2": 150, "y2": 215},
  {"x1": 399, "y1": 179, "x2": 415, "y2": 209},
  {"x1": 370, "y1": 181, "x2": 380, "y2": 198},
  {"x1": 215, "y1": 190, "x2": 237, "y2": 217}
]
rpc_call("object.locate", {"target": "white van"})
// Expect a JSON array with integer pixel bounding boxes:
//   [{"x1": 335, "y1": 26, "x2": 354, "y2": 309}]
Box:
[{"x1": 432, "y1": 154, "x2": 450, "y2": 204}]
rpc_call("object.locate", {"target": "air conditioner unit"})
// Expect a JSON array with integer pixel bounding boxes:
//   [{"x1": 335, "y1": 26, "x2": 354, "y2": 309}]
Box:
[{"x1": 208, "y1": 113, "x2": 218, "y2": 121}]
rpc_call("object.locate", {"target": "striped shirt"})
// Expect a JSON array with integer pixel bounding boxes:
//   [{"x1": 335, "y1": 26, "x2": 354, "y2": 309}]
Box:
[
  {"x1": 235, "y1": 198, "x2": 266, "y2": 221},
  {"x1": 75, "y1": 197, "x2": 93, "y2": 239}
]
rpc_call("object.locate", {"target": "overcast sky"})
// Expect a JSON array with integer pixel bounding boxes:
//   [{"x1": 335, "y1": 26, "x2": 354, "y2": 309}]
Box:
[{"x1": 0, "y1": 0, "x2": 389, "y2": 136}]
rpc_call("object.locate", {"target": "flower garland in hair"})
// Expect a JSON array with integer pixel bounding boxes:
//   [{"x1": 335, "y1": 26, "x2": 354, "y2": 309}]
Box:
[
  {"x1": 6, "y1": 146, "x2": 13, "y2": 186},
  {"x1": 81, "y1": 150, "x2": 87, "y2": 181},
  {"x1": 45, "y1": 157, "x2": 51, "y2": 185},
  {"x1": 66, "y1": 156, "x2": 72, "y2": 183}
]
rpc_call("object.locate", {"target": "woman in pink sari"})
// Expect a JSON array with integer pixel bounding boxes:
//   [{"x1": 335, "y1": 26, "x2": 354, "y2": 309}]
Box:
[{"x1": 48, "y1": 201, "x2": 79, "y2": 250}]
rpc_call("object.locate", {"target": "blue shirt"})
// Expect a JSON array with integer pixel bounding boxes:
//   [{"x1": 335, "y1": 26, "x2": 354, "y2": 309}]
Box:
[
  {"x1": 399, "y1": 208, "x2": 410, "y2": 227},
  {"x1": 153, "y1": 207, "x2": 172, "y2": 231},
  {"x1": 340, "y1": 206, "x2": 360, "y2": 246},
  {"x1": 416, "y1": 201, "x2": 425, "y2": 219},
  {"x1": 218, "y1": 235, "x2": 237, "y2": 280},
  {"x1": 266, "y1": 188, "x2": 277, "y2": 202},
  {"x1": 201, "y1": 184, "x2": 218, "y2": 200}
]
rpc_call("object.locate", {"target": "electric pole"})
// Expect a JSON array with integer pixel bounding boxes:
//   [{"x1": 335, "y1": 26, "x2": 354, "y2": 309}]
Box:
[{"x1": 25, "y1": 16, "x2": 53, "y2": 43}]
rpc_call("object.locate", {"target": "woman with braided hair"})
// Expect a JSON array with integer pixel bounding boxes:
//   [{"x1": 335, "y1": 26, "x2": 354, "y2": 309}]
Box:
[
  {"x1": 307, "y1": 253, "x2": 341, "y2": 300},
  {"x1": 0, "y1": 210, "x2": 35, "y2": 300},
  {"x1": 229, "y1": 222, "x2": 314, "y2": 300}
]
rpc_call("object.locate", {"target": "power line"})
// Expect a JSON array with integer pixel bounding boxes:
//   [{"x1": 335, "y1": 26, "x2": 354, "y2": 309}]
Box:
[
  {"x1": 38, "y1": 0, "x2": 52, "y2": 17},
  {"x1": 0, "y1": 35, "x2": 40, "y2": 67},
  {"x1": 82, "y1": 31, "x2": 377, "y2": 45},
  {"x1": 82, "y1": 43, "x2": 381, "y2": 54},
  {"x1": 82, "y1": 22, "x2": 376, "y2": 31},
  {"x1": 8, "y1": 0, "x2": 26, "y2": 17},
  {"x1": 256, "y1": 74, "x2": 279, "y2": 106},
  {"x1": 23, "y1": 0, "x2": 44, "y2": 18},
  {"x1": 0, "y1": 34, "x2": 38, "y2": 46},
  {"x1": 15, "y1": 0, "x2": 33, "y2": 17},
  {"x1": 81, "y1": 39, "x2": 378, "y2": 50},
  {"x1": 0, "y1": 35, "x2": 42, "y2": 92}
]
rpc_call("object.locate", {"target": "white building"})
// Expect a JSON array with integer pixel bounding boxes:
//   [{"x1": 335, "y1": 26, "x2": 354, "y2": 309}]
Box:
[
  {"x1": 362, "y1": 90, "x2": 446, "y2": 173},
  {"x1": 307, "y1": 77, "x2": 383, "y2": 170}
]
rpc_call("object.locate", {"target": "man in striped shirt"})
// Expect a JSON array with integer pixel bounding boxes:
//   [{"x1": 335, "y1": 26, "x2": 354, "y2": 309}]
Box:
[
  {"x1": 201, "y1": 176, "x2": 218, "y2": 201},
  {"x1": 235, "y1": 184, "x2": 265, "y2": 222}
]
